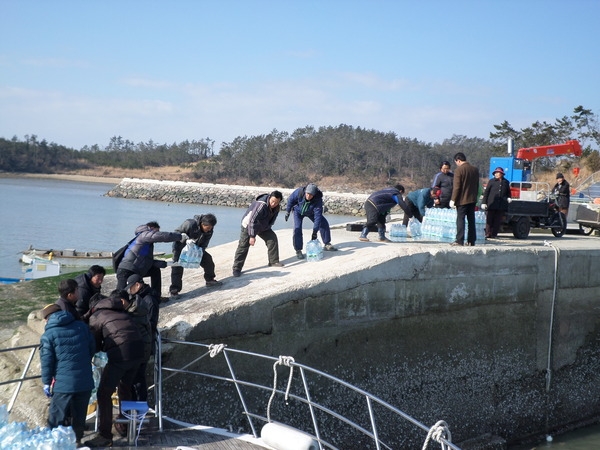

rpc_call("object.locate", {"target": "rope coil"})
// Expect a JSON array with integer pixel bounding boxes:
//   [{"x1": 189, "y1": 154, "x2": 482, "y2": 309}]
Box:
[
  {"x1": 422, "y1": 420, "x2": 452, "y2": 450},
  {"x1": 209, "y1": 343, "x2": 226, "y2": 357},
  {"x1": 266, "y1": 355, "x2": 295, "y2": 422}
]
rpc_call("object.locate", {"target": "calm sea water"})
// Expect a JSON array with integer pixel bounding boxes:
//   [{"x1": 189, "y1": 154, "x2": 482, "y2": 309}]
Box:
[{"x1": 0, "y1": 177, "x2": 356, "y2": 280}]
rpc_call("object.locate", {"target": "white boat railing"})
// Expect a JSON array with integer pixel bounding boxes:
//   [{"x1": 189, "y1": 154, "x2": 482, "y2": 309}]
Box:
[{"x1": 153, "y1": 336, "x2": 461, "y2": 450}]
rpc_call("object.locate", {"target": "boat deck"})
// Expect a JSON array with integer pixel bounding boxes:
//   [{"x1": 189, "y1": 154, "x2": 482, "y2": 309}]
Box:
[{"x1": 81, "y1": 417, "x2": 267, "y2": 449}]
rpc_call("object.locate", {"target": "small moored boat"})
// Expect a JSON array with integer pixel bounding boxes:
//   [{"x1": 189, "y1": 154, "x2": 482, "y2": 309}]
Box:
[{"x1": 20, "y1": 246, "x2": 114, "y2": 267}]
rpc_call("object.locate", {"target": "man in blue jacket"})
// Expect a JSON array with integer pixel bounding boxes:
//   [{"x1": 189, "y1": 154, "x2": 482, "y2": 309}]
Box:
[
  {"x1": 285, "y1": 183, "x2": 337, "y2": 259},
  {"x1": 359, "y1": 185, "x2": 410, "y2": 242},
  {"x1": 39, "y1": 304, "x2": 95, "y2": 446},
  {"x1": 232, "y1": 191, "x2": 283, "y2": 277}
]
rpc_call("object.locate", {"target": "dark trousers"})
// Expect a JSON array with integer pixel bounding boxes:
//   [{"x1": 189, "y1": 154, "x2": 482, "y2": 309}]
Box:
[
  {"x1": 485, "y1": 209, "x2": 505, "y2": 238},
  {"x1": 48, "y1": 390, "x2": 92, "y2": 441},
  {"x1": 361, "y1": 201, "x2": 387, "y2": 238},
  {"x1": 170, "y1": 247, "x2": 216, "y2": 294},
  {"x1": 232, "y1": 226, "x2": 279, "y2": 271},
  {"x1": 96, "y1": 357, "x2": 143, "y2": 439},
  {"x1": 402, "y1": 200, "x2": 423, "y2": 226},
  {"x1": 456, "y1": 203, "x2": 476, "y2": 245},
  {"x1": 116, "y1": 266, "x2": 162, "y2": 296},
  {"x1": 292, "y1": 210, "x2": 332, "y2": 250}
]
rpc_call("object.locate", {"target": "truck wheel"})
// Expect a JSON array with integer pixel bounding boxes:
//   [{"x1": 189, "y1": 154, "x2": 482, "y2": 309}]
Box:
[
  {"x1": 551, "y1": 212, "x2": 567, "y2": 237},
  {"x1": 579, "y1": 224, "x2": 594, "y2": 236},
  {"x1": 512, "y1": 216, "x2": 530, "y2": 238}
]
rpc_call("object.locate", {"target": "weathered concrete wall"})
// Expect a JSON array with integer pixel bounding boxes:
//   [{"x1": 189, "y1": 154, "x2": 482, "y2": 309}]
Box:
[
  {"x1": 106, "y1": 178, "x2": 368, "y2": 216},
  {"x1": 155, "y1": 234, "x2": 600, "y2": 449}
]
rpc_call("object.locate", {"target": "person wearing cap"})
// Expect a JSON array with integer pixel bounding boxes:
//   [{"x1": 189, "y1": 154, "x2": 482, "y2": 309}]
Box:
[
  {"x1": 359, "y1": 184, "x2": 410, "y2": 242},
  {"x1": 481, "y1": 167, "x2": 511, "y2": 238},
  {"x1": 552, "y1": 172, "x2": 570, "y2": 216},
  {"x1": 285, "y1": 183, "x2": 337, "y2": 259},
  {"x1": 169, "y1": 213, "x2": 222, "y2": 298},
  {"x1": 402, "y1": 187, "x2": 438, "y2": 226},
  {"x1": 232, "y1": 191, "x2": 284, "y2": 277},
  {"x1": 432, "y1": 161, "x2": 454, "y2": 208},
  {"x1": 85, "y1": 290, "x2": 145, "y2": 448},
  {"x1": 39, "y1": 304, "x2": 95, "y2": 446}
]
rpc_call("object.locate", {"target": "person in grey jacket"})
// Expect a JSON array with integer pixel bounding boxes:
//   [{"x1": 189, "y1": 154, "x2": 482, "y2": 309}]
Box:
[
  {"x1": 116, "y1": 221, "x2": 185, "y2": 298},
  {"x1": 39, "y1": 304, "x2": 95, "y2": 445},
  {"x1": 232, "y1": 191, "x2": 283, "y2": 277},
  {"x1": 169, "y1": 213, "x2": 221, "y2": 297}
]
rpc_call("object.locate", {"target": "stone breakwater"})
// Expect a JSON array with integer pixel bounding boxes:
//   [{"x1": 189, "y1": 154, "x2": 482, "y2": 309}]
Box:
[{"x1": 106, "y1": 178, "x2": 368, "y2": 216}]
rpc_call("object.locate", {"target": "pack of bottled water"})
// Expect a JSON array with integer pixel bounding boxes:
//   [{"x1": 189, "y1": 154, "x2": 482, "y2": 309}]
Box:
[
  {"x1": 389, "y1": 223, "x2": 408, "y2": 242},
  {"x1": 178, "y1": 241, "x2": 203, "y2": 268},
  {"x1": 0, "y1": 405, "x2": 77, "y2": 449},
  {"x1": 306, "y1": 239, "x2": 324, "y2": 262},
  {"x1": 421, "y1": 208, "x2": 486, "y2": 243}
]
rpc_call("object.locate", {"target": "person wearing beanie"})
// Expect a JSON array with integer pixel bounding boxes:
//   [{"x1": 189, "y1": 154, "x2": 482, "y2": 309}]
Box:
[
  {"x1": 552, "y1": 172, "x2": 570, "y2": 216},
  {"x1": 285, "y1": 183, "x2": 337, "y2": 259}
]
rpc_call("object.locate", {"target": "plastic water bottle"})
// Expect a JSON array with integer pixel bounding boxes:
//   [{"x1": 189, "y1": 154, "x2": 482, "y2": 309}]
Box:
[
  {"x1": 93, "y1": 352, "x2": 108, "y2": 368},
  {"x1": 389, "y1": 223, "x2": 406, "y2": 242},
  {"x1": 306, "y1": 240, "x2": 323, "y2": 262}
]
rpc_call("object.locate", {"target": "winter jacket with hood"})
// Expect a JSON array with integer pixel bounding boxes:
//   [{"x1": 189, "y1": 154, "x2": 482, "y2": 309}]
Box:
[
  {"x1": 40, "y1": 310, "x2": 95, "y2": 393},
  {"x1": 88, "y1": 295, "x2": 145, "y2": 363},
  {"x1": 118, "y1": 223, "x2": 182, "y2": 276},
  {"x1": 286, "y1": 186, "x2": 325, "y2": 232}
]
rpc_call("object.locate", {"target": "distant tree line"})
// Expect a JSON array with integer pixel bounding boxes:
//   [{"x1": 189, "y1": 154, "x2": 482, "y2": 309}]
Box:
[{"x1": 1, "y1": 106, "x2": 598, "y2": 189}]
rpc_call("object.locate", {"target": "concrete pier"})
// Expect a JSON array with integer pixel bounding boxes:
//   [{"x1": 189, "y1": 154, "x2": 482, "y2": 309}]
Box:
[{"x1": 152, "y1": 224, "x2": 600, "y2": 448}]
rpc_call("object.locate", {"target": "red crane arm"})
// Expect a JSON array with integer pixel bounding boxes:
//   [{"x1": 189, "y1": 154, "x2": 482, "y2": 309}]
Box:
[{"x1": 516, "y1": 140, "x2": 582, "y2": 161}]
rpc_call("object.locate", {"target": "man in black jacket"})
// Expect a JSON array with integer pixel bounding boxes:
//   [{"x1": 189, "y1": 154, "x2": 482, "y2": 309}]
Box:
[
  {"x1": 75, "y1": 265, "x2": 105, "y2": 317},
  {"x1": 169, "y1": 214, "x2": 221, "y2": 298},
  {"x1": 85, "y1": 292, "x2": 145, "y2": 448},
  {"x1": 232, "y1": 191, "x2": 283, "y2": 277}
]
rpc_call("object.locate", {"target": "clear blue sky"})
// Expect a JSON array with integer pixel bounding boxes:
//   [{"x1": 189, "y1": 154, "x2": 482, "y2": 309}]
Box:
[{"x1": 1, "y1": 0, "x2": 598, "y2": 151}]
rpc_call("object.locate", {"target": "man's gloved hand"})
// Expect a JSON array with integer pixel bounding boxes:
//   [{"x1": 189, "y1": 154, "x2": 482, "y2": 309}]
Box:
[
  {"x1": 285, "y1": 212, "x2": 290, "y2": 222},
  {"x1": 507, "y1": 198, "x2": 512, "y2": 203},
  {"x1": 449, "y1": 200, "x2": 456, "y2": 208},
  {"x1": 480, "y1": 204, "x2": 487, "y2": 210},
  {"x1": 43, "y1": 384, "x2": 52, "y2": 398},
  {"x1": 180, "y1": 233, "x2": 189, "y2": 243},
  {"x1": 311, "y1": 232, "x2": 318, "y2": 241}
]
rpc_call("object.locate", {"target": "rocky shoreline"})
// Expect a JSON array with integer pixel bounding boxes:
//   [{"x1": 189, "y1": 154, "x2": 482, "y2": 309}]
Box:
[{"x1": 106, "y1": 178, "x2": 368, "y2": 216}]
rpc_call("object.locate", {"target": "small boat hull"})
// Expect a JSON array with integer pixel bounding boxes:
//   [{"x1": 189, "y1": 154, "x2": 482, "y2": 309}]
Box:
[{"x1": 20, "y1": 248, "x2": 113, "y2": 267}]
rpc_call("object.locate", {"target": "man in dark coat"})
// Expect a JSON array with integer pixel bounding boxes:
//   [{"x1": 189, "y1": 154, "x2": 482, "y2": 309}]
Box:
[
  {"x1": 432, "y1": 161, "x2": 454, "y2": 208},
  {"x1": 55, "y1": 278, "x2": 82, "y2": 321},
  {"x1": 169, "y1": 213, "x2": 221, "y2": 297},
  {"x1": 359, "y1": 185, "x2": 410, "y2": 242},
  {"x1": 39, "y1": 304, "x2": 95, "y2": 445},
  {"x1": 232, "y1": 191, "x2": 283, "y2": 277},
  {"x1": 85, "y1": 292, "x2": 146, "y2": 448},
  {"x1": 481, "y1": 167, "x2": 511, "y2": 238},
  {"x1": 285, "y1": 183, "x2": 337, "y2": 259},
  {"x1": 116, "y1": 221, "x2": 185, "y2": 297},
  {"x1": 552, "y1": 172, "x2": 571, "y2": 216},
  {"x1": 450, "y1": 152, "x2": 480, "y2": 246},
  {"x1": 75, "y1": 265, "x2": 106, "y2": 317}
]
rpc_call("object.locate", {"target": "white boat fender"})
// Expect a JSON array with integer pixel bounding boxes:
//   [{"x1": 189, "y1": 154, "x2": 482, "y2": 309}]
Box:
[{"x1": 260, "y1": 422, "x2": 318, "y2": 450}]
